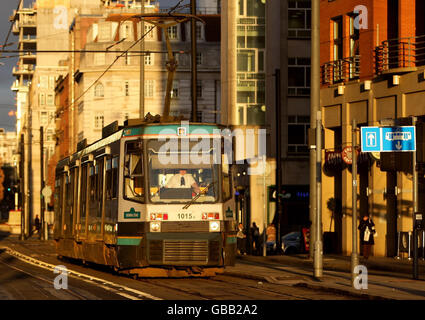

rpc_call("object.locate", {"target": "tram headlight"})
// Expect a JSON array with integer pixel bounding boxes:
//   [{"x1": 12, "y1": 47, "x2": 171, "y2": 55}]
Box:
[
  {"x1": 209, "y1": 221, "x2": 220, "y2": 232},
  {"x1": 150, "y1": 221, "x2": 161, "y2": 232}
]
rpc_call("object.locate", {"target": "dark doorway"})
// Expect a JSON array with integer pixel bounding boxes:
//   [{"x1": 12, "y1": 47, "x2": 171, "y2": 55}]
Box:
[{"x1": 386, "y1": 171, "x2": 398, "y2": 257}]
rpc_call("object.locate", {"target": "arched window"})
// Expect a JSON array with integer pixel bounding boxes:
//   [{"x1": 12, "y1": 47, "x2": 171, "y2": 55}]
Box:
[{"x1": 94, "y1": 83, "x2": 104, "y2": 97}]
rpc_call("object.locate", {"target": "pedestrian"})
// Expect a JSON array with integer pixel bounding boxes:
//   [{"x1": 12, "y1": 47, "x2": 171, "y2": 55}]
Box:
[
  {"x1": 358, "y1": 214, "x2": 376, "y2": 259},
  {"x1": 34, "y1": 215, "x2": 41, "y2": 235},
  {"x1": 250, "y1": 222, "x2": 260, "y2": 255},
  {"x1": 236, "y1": 223, "x2": 247, "y2": 255},
  {"x1": 266, "y1": 223, "x2": 276, "y2": 253}
]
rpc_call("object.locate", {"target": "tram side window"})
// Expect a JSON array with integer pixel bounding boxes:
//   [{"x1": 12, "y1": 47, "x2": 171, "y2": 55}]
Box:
[
  {"x1": 89, "y1": 164, "x2": 98, "y2": 220},
  {"x1": 222, "y1": 154, "x2": 232, "y2": 201},
  {"x1": 66, "y1": 173, "x2": 73, "y2": 220},
  {"x1": 54, "y1": 177, "x2": 62, "y2": 234},
  {"x1": 80, "y1": 164, "x2": 88, "y2": 226},
  {"x1": 96, "y1": 159, "x2": 104, "y2": 218},
  {"x1": 106, "y1": 156, "x2": 119, "y2": 200},
  {"x1": 124, "y1": 140, "x2": 144, "y2": 203}
]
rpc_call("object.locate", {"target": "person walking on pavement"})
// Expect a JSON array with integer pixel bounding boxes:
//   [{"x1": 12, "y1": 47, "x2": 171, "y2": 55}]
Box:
[
  {"x1": 250, "y1": 222, "x2": 260, "y2": 255},
  {"x1": 266, "y1": 223, "x2": 276, "y2": 253},
  {"x1": 237, "y1": 223, "x2": 247, "y2": 255},
  {"x1": 34, "y1": 215, "x2": 41, "y2": 236},
  {"x1": 358, "y1": 214, "x2": 376, "y2": 259}
]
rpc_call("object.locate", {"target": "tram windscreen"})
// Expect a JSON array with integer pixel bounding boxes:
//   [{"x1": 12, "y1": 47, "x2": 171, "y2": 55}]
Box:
[{"x1": 147, "y1": 139, "x2": 218, "y2": 203}]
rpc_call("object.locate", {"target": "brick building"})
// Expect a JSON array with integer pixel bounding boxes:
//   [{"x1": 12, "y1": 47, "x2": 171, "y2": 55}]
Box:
[{"x1": 320, "y1": 0, "x2": 425, "y2": 257}]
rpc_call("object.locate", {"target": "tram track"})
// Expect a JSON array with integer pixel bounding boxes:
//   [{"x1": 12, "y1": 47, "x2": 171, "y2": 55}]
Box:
[{"x1": 1, "y1": 245, "x2": 358, "y2": 300}]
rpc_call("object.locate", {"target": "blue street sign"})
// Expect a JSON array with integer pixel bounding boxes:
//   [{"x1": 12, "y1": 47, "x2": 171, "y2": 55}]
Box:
[
  {"x1": 381, "y1": 126, "x2": 416, "y2": 152},
  {"x1": 361, "y1": 126, "x2": 416, "y2": 152},
  {"x1": 361, "y1": 127, "x2": 381, "y2": 152}
]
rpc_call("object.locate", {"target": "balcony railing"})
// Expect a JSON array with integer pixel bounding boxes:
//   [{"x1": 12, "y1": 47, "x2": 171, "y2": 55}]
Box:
[
  {"x1": 375, "y1": 35, "x2": 425, "y2": 75},
  {"x1": 321, "y1": 55, "x2": 360, "y2": 85}
]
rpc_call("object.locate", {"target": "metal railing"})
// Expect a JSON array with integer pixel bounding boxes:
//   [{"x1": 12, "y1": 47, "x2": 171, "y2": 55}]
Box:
[
  {"x1": 375, "y1": 35, "x2": 425, "y2": 74},
  {"x1": 321, "y1": 55, "x2": 360, "y2": 85}
]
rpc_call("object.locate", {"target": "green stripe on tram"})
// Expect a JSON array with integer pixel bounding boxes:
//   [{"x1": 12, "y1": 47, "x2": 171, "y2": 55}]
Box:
[{"x1": 117, "y1": 237, "x2": 142, "y2": 246}]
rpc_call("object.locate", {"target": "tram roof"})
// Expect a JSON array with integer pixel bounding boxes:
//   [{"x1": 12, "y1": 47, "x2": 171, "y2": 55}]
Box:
[{"x1": 56, "y1": 122, "x2": 227, "y2": 170}]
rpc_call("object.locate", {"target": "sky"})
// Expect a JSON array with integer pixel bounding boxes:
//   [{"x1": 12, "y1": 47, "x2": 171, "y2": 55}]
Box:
[{"x1": 0, "y1": 0, "x2": 187, "y2": 133}]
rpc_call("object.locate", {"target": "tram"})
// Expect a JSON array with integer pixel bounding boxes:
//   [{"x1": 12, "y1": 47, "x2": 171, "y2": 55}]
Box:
[{"x1": 54, "y1": 120, "x2": 237, "y2": 277}]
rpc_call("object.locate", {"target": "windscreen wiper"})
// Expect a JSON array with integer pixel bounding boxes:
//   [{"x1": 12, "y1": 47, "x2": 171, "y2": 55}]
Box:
[{"x1": 182, "y1": 180, "x2": 217, "y2": 210}]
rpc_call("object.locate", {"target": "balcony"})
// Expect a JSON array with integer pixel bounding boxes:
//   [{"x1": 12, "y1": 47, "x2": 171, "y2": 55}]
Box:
[
  {"x1": 374, "y1": 35, "x2": 425, "y2": 75},
  {"x1": 12, "y1": 65, "x2": 35, "y2": 77},
  {"x1": 321, "y1": 56, "x2": 360, "y2": 85}
]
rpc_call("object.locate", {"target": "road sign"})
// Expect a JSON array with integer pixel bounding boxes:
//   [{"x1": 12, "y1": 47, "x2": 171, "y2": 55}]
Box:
[{"x1": 361, "y1": 126, "x2": 416, "y2": 152}]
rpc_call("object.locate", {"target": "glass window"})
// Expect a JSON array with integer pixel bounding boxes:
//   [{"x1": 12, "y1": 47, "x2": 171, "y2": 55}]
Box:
[
  {"x1": 147, "y1": 139, "x2": 218, "y2": 204},
  {"x1": 94, "y1": 83, "x2": 104, "y2": 97},
  {"x1": 106, "y1": 156, "x2": 119, "y2": 201},
  {"x1": 124, "y1": 140, "x2": 144, "y2": 203},
  {"x1": 145, "y1": 80, "x2": 155, "y2": 98},
  {"x1": 94, "y1": 113, "x2": 104, "y2": 129},
  {"x1": 166, "y1": 25, "x2": 178, "y2": 40},
  {"x1": 40, "y1": 111, "x2": 48, "y2": 125},
  {"x1": 144, "y1": 53, "x2": 153, "y2": 65},
  {"x1": 288, "y1": 116, "x2": 310, "y2": 154},
  {"x1": 79, "y1": 164, "x2": 88, "y2": 232}
]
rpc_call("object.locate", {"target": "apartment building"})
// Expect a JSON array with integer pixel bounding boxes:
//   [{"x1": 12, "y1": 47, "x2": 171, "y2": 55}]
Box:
[
  {"x1": 221, "y1": 0, "x2": 312, "y2": 236},
  {"x1": 320, "y1": 0, "x2": 425, "y2": 257}
]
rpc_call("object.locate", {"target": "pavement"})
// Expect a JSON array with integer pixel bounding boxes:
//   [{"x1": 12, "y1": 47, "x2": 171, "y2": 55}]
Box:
[{"x1": 1, "y1": 230, "x2": 425, "y2": 300}]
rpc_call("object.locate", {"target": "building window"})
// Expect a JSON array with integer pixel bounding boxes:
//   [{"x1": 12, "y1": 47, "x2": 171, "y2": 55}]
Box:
[
  {"x1": 125, "y1": 81, "x2": 130, "y2": 97},
  {"x1": 333, "y1": 16, "x2": 343, "y2": 60},
  {"x1": 144, "y1": 24, "x2": 154, "y2": 39},
  {"x1": 39, "y1": 93, "x2": 46, "y2": 105},
  {"x1": 40, "y1": 111, "x2": 48, "y2": 125},
  {"x1": 144, "y1": 53, "x2": 153, "y2": 65},
  {"x1": 288, "y1": 0, "x2": 311, "y2": 38},
  {"x1": 171, "y1": 81, "x2": 179, "y2": 98},
  {"x1": 196, "y1": 23, "x2": 203, "y2": 41},
  {"x1": 40, "y1": 76, "x2": 48, "y2": 89},
  {"x1": 78, "y1": 102, "x2": 84, "y2": 114},
  {"x1": 288, "y1": 115, "x2": 310, "y2": 154},
  {"x1": 94, "y1": 113, "x2": 104, "y2": 129},
  {"x1": 47, "y1": 94, "x2": 54, "y2": 105},
  {"x1": 46, "y1": 129, "x2": 54, "y2": 141},
  {"x1": 288, "y1": 57, "x2": 311, "y2": 96},
  {"x1": 145, "y1": 80, "x2": 155, "y2": 98},
  {"x1": 49, "y1": 76, "x2": 55, "y2": 89},
  {"x1": 166, "y1": 25, "x2": 178, "y2": 40},
  {"x1": 94, "y1": 83, "x2": 104, "y2": 97},
  {"x1": 197, "y1": 80, "x2": 203, "y2": 98},
  {"x1": 196, "y1": 52, "x2": 203, "y2": 66}
]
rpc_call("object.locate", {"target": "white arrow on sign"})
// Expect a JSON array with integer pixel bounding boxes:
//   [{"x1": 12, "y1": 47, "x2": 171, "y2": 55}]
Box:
[
  {"x1": 367, "y1": 133, "x2": 376, "y2": 146},
  {"x1": 395, "y1": 141, "x2": 402, "y2": 150}
]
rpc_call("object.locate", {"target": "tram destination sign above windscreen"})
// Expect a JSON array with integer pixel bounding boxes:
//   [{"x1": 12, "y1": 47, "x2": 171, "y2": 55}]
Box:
[{"x1": 361, "y1": 126, "x2": 416, "y2": 152}]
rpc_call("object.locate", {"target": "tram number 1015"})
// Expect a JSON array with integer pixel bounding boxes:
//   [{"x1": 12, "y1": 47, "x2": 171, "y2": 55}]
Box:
[{"x1": 177, "y1": 213, "x2": 195, "y2": 220}]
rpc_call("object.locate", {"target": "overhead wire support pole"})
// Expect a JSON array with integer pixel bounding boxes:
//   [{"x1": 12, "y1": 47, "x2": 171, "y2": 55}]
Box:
[
  {"x1": 139, "y1": 0, "x2": 145, "y2": 119},
  {"x1": 275, "y1": 69, "x2": 282, "y2": 253},
  {"x1": 309, "y1": 0, "x2": 320, "y2": 261},
  {"x1": 191, "y1": 0, "x2": 198, "y2": 122},
  {"x1": 412, "y1": 116, "x2": 418, "y2": 280},
  {"x1": 311, "y1": 0, "x2": 320, "y2": 264},
  {"x1": 314, "y1": 111, "x2": 323, "y2": 279}
]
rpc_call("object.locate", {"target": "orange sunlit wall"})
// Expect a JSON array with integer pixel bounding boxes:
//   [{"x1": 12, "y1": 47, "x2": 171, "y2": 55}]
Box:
[{"x1": 320, "y1": 0, "x2": 418, "y2": 84}]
